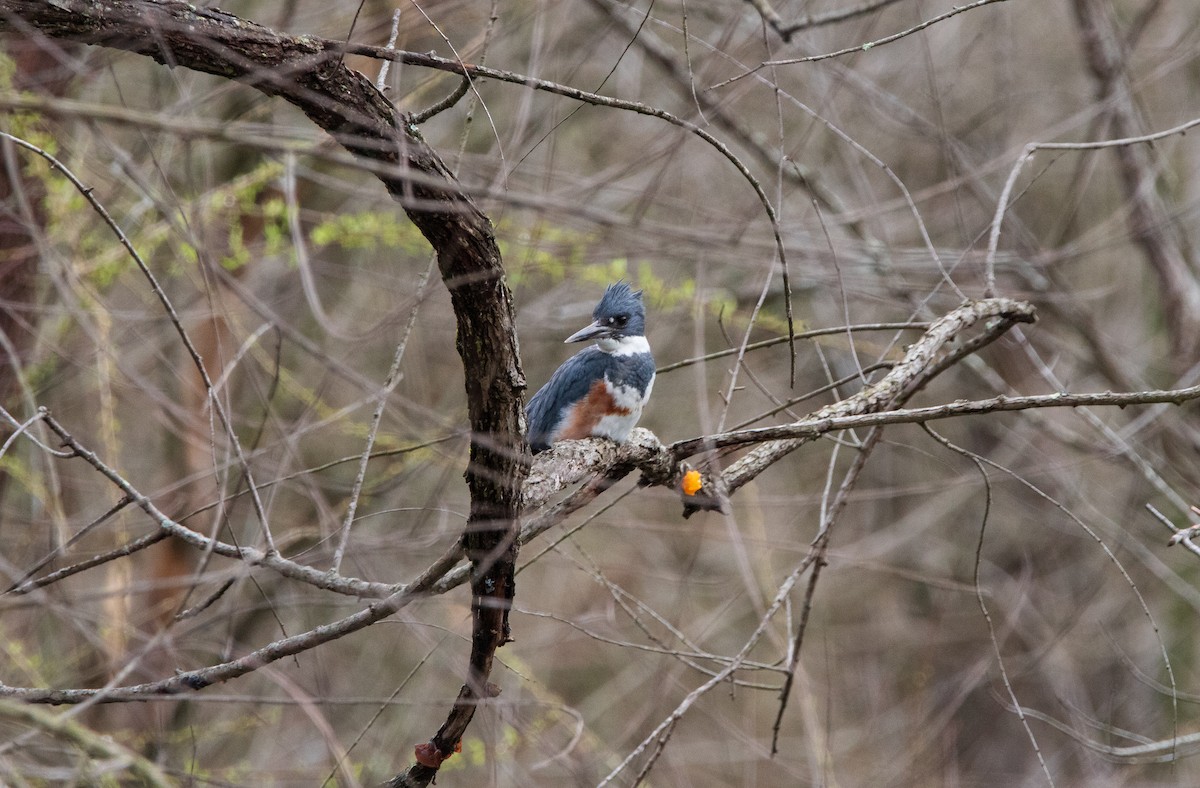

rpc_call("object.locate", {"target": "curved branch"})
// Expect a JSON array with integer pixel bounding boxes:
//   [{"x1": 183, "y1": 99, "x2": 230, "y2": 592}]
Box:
[
  {"x1": 8, "y1": 1, "x2": 789, "y2": 374},
  {"x1": 0, "y1": 546, "x2": 462, "y2": 705},
  {"x1": 0, "y1": 2, "x2": 527, "y2": 783}
]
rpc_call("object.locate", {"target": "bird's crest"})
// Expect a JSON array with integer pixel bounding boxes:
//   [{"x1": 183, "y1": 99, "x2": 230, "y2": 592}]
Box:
[{"x1": 594, "y1": 280, "x2": 644, "y2": 320}]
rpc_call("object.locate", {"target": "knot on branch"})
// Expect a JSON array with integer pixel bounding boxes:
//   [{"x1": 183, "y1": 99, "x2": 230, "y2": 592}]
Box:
[{"x1": 413, "y1": 740, "x2": 460, "y2": 768}]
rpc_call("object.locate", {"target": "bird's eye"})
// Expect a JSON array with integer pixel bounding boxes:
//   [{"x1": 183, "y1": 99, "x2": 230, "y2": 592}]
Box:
[{"x1": 612, "y1": 315, "x2": 629, "y2": 327}]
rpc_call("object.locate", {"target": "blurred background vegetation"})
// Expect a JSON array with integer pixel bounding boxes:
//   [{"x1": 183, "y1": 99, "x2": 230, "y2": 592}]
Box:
[{"x1": 3, "y1": 0, "x2": 1200, "y2": 784}]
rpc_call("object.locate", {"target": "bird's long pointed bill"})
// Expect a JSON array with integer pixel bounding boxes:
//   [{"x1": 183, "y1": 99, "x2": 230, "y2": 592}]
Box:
[{"x1": 564, "y1": 321, "x2": 608, "y2": 343}]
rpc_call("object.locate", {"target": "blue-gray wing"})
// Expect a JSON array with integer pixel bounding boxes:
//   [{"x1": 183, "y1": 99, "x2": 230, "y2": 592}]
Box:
[{"x1": 525, "y1": 347, "x2": 609, "y2": 453}]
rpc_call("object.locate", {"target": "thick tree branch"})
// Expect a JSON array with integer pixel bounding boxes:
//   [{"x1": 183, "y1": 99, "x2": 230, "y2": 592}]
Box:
[{"x1": 0, "y1": 2, "x2": 527, "y2": 783}]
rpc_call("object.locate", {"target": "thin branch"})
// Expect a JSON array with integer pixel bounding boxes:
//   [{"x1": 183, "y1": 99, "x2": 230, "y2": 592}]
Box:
[
  {"x1": 922, "y1": 425, "x2": 1054, "y2": 786},
  {"x1": 948, "y1": 431, "x2": 1181, "y2": 766},
  {"x1": 768, "y1": 421, "x2": 887, "y2": 757},
  {"x1": 692, "y1": 298, "x2": 1034, "y2": 506},
  {"x1": 331, "y1": 264, "x2": 435, "y2": 573},
  {"x1": 985, "y1": 114, "x2": 1200, "y2": 295},
  {"x1": 1002, "y1": 703, "x2": 1200, "y2": 763},
  {"x1": 673, "y1": 382, "x2": 1200, "y2": 456},
  {"x1": 749, "y1": 0, "x2": 908, "y2": 41},
  {"x1": 0, "y1": 545, "x2": 462, "y2": 704},
  {"x1": 0, "y1": 92, "x2": 770, "y2": 245},
  {"x1": 0, "y1": 701, "x2": 174, "y2": 786},
  {"x1": 5, "y1": 494, "x2": 132, "y2": 593},
  {"x1": 655, "y1": 322, "x2": 928, "y2": 374},
  {"x1": 588, "y1": 0, "x2": 873, "y2": 246},
  {"x1": 1066, "y1": 0, "x2": 1199, "y2": 365},
  {"x1": 410, "y1": 76, "x2": 470, "y2": 125},
  {"x1": 15, "y1": 431, "x2": 451, "y2": 595},
  {"x1": 6, "y1": 529, "x2": 169, "y2": 595},
  {"x1": 36, "y1": 409, "x2": 397, "y2": 598},
  {"x1": 1149, "y1": 504, "x2": 1200, "y2": 551},
  {"x1": 769, "y1": 545, "x2": 824, "y2": 754},
  {"x1": 375, "y1": 8, "x2": 402, "y2": 90},
  {"x1": 596, "y1": 546, "x2": 822, "y2": 785},
  {"x1": 717, "y1": 0, "x2": 1011, "y2": 87},
  {"x1": 600, "y1": 426, "x2": 887, "y2": 783},
  {"x1": 0, "y1": 129, "x2": 280, "y2": 554}
]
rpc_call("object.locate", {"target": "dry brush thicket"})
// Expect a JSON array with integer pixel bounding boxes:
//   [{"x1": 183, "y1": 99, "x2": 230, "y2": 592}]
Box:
[{"x1": 2, "y1": 1, "x2": 1200, "y2": 785}]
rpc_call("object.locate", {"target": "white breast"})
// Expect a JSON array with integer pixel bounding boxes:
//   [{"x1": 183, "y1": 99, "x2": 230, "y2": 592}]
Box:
[{"x1": 589, "y1": 376, "x2": 654, "y2": 443}]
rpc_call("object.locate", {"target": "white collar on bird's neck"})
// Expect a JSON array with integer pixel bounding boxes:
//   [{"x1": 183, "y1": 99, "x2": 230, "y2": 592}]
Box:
[{"x1": 596, "y1": 335, "x2": 651, "y2": 356}]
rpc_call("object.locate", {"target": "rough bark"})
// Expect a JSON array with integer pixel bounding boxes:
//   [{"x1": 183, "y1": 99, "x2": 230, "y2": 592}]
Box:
[{"x1": 0, "y1": 2, "x2": 528, "y2": 783}]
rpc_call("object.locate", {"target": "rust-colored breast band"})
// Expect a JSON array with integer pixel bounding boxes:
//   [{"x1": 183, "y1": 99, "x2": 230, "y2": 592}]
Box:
[{"x1": 558, "y1": 379, "x2": 633, "y2": 439}]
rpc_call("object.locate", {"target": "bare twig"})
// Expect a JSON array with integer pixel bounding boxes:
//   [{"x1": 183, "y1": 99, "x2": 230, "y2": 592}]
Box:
[
  {"x1": 0, "y1": 129, "x2": 280, "y2": 554},
  {"x1": 375, "y1": 8, "x2": 402, "y2": 90},
  {"x1": 749, "y1": 0, "x2": 907, "y2": 41},
  {"x1": 655, "y1": 323, "x2": 927, "y2": 375},
  {"x1": 942, "y1": 430, "x2": 1180, "y2": 766},
  {"x1": 410, "y1": 76, "x2": 470, "y2": 125},
  {"x1": 704, "y1": 298, "x2": 1034, "y2": 502},
  {"x1": 922, "y1": 425, "x2": 1055, "y2": 786},
  {"x1": 717, "y1": 0, "x2": 1011, "y2": 86},
  {"x1": 769, "y1": 544, "x2": 824, "y2": 754},
  {"x1": 1165, "y1": 505, "x2": 1200, "y2": 548},
  {"x1": 330, "y1": 264, "x2": 435, "y2": 573},
  {"x1": 985, "y1": 115, "x2": 1200, "y2": 296},
  {"x1": 597, "y1": 420, "x2": 888, "y2": 783},
  {"x1": 674, "y1": 382, "x2": 1200, "y2": 456},
  {"x1": 6, "y1": 529, "x2": 169, "y2": 595},
  {"x1": 0, "y1": 545, "x2": 462, "y2": 704},
  {"x1": 1002, "y1": 703, "x2": 1200, "y2": 763},
  {"x1": 0, "y1": 701, "x2": 173, "y2": 786},
  {"x1": 5, "y1": 494, "x2": 132, "y2": 593},
  {"x1": 35, "y1": 409, "x2": 397, "y2": 598},
  {"x1": 588, "y1": 0, "x2": 869, "y2": 232}
]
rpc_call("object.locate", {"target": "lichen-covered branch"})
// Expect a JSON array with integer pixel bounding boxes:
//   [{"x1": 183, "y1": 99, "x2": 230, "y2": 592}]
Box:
[{"x1": 523, "y1": 299, "x2": 1039, "y2": 516}]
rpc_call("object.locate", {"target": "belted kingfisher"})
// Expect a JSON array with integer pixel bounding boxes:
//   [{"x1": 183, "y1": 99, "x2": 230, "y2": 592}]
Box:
[{"x1": 526, "y1": 282, "x2": 655, "y2": 454}]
